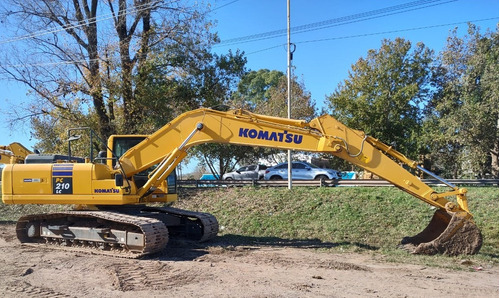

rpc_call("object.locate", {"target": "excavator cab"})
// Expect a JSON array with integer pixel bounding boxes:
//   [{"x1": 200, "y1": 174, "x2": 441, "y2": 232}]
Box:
[
  {"x1": 107, "y1": 135, "x2": 148, "y2": 168},
  {"x1": 106, "y1": 135, "x2": 177, "y2": 194}
]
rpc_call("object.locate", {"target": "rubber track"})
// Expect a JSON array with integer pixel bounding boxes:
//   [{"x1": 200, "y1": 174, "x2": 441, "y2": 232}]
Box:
[
  {"x1": 16, "y1": 211, "x2": 168, "y2": 258},
  {"x1": 144, "y1": 206, "x2": 219, "y2": 242}
]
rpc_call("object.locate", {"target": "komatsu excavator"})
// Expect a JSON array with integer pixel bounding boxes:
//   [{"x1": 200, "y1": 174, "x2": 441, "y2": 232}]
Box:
[
  {"x1": 1, "y1": 108, "x2": 482, "y2": 257},
  {"x1": 0, "y1": 142, "x2": 33, "y2": 164}
]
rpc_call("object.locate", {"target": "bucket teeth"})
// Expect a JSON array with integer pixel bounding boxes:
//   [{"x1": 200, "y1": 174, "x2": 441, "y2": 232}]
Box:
[{"x1": 400, "y1": 210, "x2": 482, "y2": 256}]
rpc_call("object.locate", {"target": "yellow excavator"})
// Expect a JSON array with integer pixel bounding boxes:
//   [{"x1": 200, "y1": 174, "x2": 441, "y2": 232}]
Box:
[
  {"x1": 1, "y1": 108, "x2": 482, "y2": 257},
  {"x1": 0, "y1": 142, "x2": 33, "y2": 164}
]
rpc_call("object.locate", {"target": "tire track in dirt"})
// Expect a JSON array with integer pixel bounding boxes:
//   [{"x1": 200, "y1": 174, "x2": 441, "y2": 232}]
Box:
[
  {"x1": 2, "y1": 281, "x2": 75, "y2": 298},
  {"x1": 0, "y1": 254, "x2": 79, "y2": 298},
  {"x1": 109, "y1": 260, "x2": 206, "y2": 291}
]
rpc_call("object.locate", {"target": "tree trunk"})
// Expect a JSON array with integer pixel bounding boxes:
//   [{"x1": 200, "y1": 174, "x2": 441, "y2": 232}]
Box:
[
  {"x1": 491, "y1": 142, "x2": 499, "y2": 178},
  {"x1": 84, "y1": 0, "x2": 113, "y2": 140},
  {"x1": 88, "y1": 24, "x2": 112, "y2": 139},
  {"x1": 114, "y1": 0, "x2": 152, "y2": 133}
]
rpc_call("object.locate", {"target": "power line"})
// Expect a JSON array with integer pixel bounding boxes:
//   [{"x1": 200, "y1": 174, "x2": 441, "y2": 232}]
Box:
[
  {"x1": 245, "y1": 18, "x2": 498, "y2": 55},
  {"x1": 0, "y1": 16, "x2": 487, "y2": 70},
  {"x1": 0, "y1": 17, "x2": 495, "y2": 69},
  {"x1": 216, "y1": 0, "x2": 457, "y2": 47},
  {"x1": 0, "y1": 2, "x2": 157, "y2": 45},
  {"x1": 299, "y1": 18, "x2": 498, "y2": 45},
  {"x1": 210, "y1": 0, "x2": 240, "y2": 12},
  {"x1": 0, "y1": 0, "x2": 233, "y2": 46}
]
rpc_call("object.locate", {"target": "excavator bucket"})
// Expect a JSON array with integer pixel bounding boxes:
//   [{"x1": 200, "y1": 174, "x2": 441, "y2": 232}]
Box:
[{"x1": 400, "y1": 209, "x2": 482, "y2": 256}]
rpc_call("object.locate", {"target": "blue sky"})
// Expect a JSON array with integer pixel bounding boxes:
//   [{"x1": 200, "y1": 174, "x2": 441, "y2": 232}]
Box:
[
  {"x1": 0, "y1": 0, "x2": 498, "y2": 157},
  {"x1": 211, "y1": 0, "x2": 498, "y2": 109}
]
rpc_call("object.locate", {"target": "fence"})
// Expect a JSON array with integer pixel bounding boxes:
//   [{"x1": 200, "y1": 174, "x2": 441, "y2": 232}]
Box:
[{"x1": 177, "y1": 178, "x2": 498, "y2": 188}]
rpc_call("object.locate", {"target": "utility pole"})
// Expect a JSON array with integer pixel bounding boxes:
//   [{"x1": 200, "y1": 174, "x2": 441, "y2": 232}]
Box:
[{"x1": 286, "y1": 0, "x2": 292, "y2": 190}]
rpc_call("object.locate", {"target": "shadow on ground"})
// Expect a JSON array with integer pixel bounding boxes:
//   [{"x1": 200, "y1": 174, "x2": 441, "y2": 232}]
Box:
[{"x1": 152, "y1": 234, "x2": 379, "y2": 261}]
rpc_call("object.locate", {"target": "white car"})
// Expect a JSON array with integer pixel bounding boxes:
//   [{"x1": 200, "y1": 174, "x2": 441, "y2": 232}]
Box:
[
  {"x1": 222, "y1": 164, "x2": 268, "y2": 180},
  {"x1": 264, "y1": 161, "x2": 341, "y2": 180}
]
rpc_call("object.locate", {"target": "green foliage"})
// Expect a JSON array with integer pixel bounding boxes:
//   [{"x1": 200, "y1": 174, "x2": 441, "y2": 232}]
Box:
[
  {"x1": 231, "y1": 69, "x2": 316, "y2": 120},
  {"x1": 325, "y1": 28, "x2": 498, "y2": 178},
  {"x1": 231, "y1": 69, "x2": 284, "y2": 109},
  {"x1": 258, "y1": 75, "x2": 316, "y2": 121},
  {"x1": 425, "y1": 24, "x2": 499, "y2": 178},
  {"x1": 135, "y1": 49, "x2": 247, "y2": 133},
  {"x1": 175, "y1": 186, "x2": 498, "y2": 266},
  {"x1": 326, "y1": 38, "x2": 434, "y2": 159}
]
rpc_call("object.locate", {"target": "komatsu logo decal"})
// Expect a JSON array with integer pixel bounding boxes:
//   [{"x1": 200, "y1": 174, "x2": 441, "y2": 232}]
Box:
[
  {"x1": 94, "y1": 188, "x2": 120, "y2": 194},
  {"x1": 239, "y1": 128, "x2": 303, "y2": 144}
]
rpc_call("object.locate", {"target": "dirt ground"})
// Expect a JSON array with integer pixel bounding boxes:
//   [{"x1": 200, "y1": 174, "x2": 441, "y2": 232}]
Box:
[{"x1": 0, "y1": 223, "x2": 497, "y2": 298}]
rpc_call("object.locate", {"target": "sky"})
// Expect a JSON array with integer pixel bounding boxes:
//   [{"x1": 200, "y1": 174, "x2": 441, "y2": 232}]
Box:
[
  {"x1": 210, "y1": 0, "x2": 498, "y2": 108},
  {"x1": 0, "y1": 0, "x2": 498, "y2": 169}
]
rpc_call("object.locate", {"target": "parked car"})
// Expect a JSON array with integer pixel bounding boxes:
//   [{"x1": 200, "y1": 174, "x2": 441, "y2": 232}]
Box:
[
  {"x1": 264, "y1": 161, "x2": 341, "y2": 180},
  {"x1": 200, "y1": 174, "x2": 220, "y2": 180},
  {"x1": 340, "y1": 171, "x2": 357, "y2": 179},
  {"x1": 222, "y1": 164, "x2": 268, "y2": 180},
  {"x1": 198, "y1": 173, "x2": 220, "y2": 187}
]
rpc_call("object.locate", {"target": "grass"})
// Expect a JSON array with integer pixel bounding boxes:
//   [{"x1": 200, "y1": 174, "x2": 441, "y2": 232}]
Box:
[
  {"x1": 174, "y1": 186, "x2": 498, "y2": 268},
  {"x1": 1, "y1": 185, "x2": 498, "y2": 269},
  {"x1": 0, "y1": 202, "x2": 72, "y2": 222}
]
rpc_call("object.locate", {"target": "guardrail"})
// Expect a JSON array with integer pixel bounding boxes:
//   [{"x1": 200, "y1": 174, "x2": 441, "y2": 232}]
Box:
[
  {"x1": 0, "y1": 179, "x2": 496, "y2": 189},
  {"x1": 177, "y1": 178, "x2": 498, "y2": 188}
]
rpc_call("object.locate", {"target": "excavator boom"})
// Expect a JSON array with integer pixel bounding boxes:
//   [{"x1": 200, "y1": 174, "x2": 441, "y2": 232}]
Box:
[
  {"x1": 2, "y1": 108, "x2": 482, "y2": 257},
  {"x1": 0, "y1": 142, "x2": 33, "y2": 164},
  {"x1": 118, "y1": 109, "x2": 467, "y2": 211}
]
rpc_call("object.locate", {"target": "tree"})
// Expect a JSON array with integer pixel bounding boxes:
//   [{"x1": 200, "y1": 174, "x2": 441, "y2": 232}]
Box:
[
  {"x1": 136, "y1": 49, "x2": 247, "y2": 132},
  {"x1": 178, "y1": 50, "x2": 249, "y2": 178},
  {"x1": 425, "y1": 24, "x2": 499, "y2": 178},
  {"x1": 190, "y1": 69, "x2": 317, "y2": 178},
  {"x1": 0, "y1": 0, "x2": 214, "y2": 154},
  {"x1": 231, "y1": 69, "x2": 316, "y2": 120},
  {"x1": 326, "y1": 38, "x2": 435, "y2": 159},
  {"x1": 231, "y1": 69, "x2": 283, "y2": 110}
]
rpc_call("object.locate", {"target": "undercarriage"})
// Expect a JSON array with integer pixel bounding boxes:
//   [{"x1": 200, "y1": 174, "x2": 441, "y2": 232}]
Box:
[{"x1": 16, "y1": 206, "x2": 218, "y2": 258}]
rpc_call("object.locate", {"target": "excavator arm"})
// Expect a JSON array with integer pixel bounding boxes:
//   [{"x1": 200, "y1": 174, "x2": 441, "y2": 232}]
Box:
[
  {"x1": 116, "y1": 108, "x2": 481, "y2": 255},
  {"x1": 119, "y1": 108, "x2": 464, "y2": 212}
]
